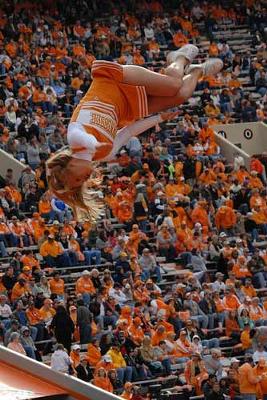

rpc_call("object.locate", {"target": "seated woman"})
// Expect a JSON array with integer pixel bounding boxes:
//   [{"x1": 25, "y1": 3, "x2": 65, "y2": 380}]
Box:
[{"x1": 184, "y1": 352, "x2": 208, "y2": 395}]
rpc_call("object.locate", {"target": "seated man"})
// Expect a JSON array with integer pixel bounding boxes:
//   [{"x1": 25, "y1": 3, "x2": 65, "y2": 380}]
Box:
[{"x1": 106, "y1": 343, "x2": 133, "y2": 383}]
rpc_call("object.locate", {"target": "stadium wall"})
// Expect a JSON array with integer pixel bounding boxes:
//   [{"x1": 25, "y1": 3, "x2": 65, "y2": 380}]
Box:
[
  {"x1": 0, "y1": 149, "x2": 26, "y2": 184},
  {"x1": 213, "y1": 122, "x2": 267, "y2": 160}
]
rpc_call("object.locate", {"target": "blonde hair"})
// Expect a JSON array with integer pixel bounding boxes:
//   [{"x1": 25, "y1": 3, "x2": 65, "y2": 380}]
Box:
[{"x1": 46, "y1": 148, "x2": 104, "y2": 223}]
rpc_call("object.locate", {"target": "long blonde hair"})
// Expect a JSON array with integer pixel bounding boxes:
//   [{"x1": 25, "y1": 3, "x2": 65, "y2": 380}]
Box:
[{"x1": 46, "y1": 148, "x2": 104, "y2": 222}]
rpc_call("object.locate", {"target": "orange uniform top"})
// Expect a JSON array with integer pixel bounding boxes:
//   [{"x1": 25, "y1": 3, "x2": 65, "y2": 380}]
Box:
[{"x1": 70, "y1": 60, "x2": 148, "y2": 161}]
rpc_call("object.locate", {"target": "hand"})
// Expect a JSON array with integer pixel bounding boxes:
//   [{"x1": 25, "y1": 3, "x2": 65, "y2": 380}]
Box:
[{"x1": 160, "y1": 110, "x2": 180, "y2": 121}]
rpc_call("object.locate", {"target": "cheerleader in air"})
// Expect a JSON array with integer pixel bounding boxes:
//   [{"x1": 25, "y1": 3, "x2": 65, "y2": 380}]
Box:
[{"x1": 47, "y1": 45, "x2": 223, "y2": 221}]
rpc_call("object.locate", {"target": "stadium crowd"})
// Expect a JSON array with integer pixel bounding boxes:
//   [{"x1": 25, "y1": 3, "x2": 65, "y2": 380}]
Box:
[{"x1": 0, "y1": 0, "x2": 267, "y2": 399}]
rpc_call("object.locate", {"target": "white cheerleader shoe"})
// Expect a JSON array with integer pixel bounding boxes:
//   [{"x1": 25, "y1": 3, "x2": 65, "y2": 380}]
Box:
[{"x1": 167, "y1": 44, "x2": 199, "y2": 65}]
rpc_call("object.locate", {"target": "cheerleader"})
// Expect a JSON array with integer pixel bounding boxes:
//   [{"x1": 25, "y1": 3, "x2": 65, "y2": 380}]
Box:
[{"x1": 47, "y1": 45, "x2": 223, "y2": 221}]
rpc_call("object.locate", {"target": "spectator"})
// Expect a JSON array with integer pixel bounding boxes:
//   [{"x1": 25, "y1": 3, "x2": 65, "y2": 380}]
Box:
[
  {"x1": 50, "y1": 344, "x2": 72, "y2": 374},
  {"x1": 51, "y1": 305, "x2": 74, "y2": 352},
  {"x1": 7, "y1": 331, "x2": 26, "y2": 355}
]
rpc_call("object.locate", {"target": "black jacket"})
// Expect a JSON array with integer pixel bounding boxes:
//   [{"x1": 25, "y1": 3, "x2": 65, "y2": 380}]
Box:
[{"x1": 76, "y1": 364, "x2": 93, "y2": 382}]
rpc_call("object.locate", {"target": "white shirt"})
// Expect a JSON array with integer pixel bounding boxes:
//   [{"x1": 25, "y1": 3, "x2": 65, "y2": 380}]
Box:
[
  {"x1": 253, "y1": 350, "x2": 267, "y2": 362},
  {"x1": 234, "y1": 156, "x2": 245, "y2": 171},
  {"x1": 144, "y1": 27, "x2": 154, "y2": 40},
  {"x1": 51, "y1": 349, "x2": 71, "y2": 373},
  {"x1": 0, "y1": 304, "x2": 12, "y2": 318},
  {"x1": 108, "y1": 288, "x2": 127, "y2": 304},
  {"x1": 212, "y1": 281, "x2": 226, "y2": 292}
]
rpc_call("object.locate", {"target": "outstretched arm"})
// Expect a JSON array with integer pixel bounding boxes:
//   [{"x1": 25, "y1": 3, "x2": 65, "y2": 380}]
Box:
[{"x1": 104, "y1": 111, "x2": 179, "y2": 161}]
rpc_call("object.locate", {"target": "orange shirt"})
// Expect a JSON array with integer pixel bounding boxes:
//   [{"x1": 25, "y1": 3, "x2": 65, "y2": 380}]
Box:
[
  {"x1": 173, "y1": 32, "x2": 188, "y2": 47},
  {"x1": 151, "y1": 330, "x2": 167, "y2": 346},
  {"x1": 223, "y1": 294, "x2": 241, "y2": 310},
  {"x1": 49, "y1": 278, "x2": 65, "y2": 295},
  {"x1": 215, "y1": 206, "x2": 236, "y2": 229},
  {"x1": 20, "y1": 255, "x2": 40, "y2": 269},
  {"x1": 26, "y1": 307, "x2": 43, "y2": 325},
  {"x1": 191, "y1": 206, "x2": 209, "y2": 227},
  {"x1": 92, "y1": 376, "x2": 113, "y2": 393},
  {"x1": 40, "y1": 240, "x2": 63, "y2": 258},
  {"x1": 70, "y1": 350, "x2": 80, "y2": 369},
  {"x1": 39, "y1": 199, "x2": 52, "y2": 214},
  {"x1": 75, "y1": 276, "x2": 96, "y2": 295},
  {"x1": 128, "y1": 323, "x2": 144, "y2": 345},
  {"x1": 241, "y1": 285, "x2": 256, "y2": 299},
  {"x1": 232, "y1": 264, "x2": 251, "y2": 279},
  {"x1": 225, "y1": 318, "x2": 240, "y2": 337},
  {"x1": 249, "y1": 305, "x2": 266, "y2": 322},
  {"x1": 11, "y1": 282, "x2": 29, "y2": 301},
  {"x1": 39, "y1": 306, "x2": 56, "y2": 322},
  {"x1": 239, "y1": 363, "x2": 258, "y2": 394},
  {"x1": 86, "y1": 343, "x2": 101, "y2": 366}
]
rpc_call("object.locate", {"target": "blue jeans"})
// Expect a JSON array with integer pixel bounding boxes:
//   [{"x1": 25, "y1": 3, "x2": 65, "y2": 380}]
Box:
[
  {"x1": 84, "y1": 249, "x2": 101, "y2": 265},
  {"x1": 191, "y1": 315, "x2": 209, "y2": 329},
  {"x1": 251, "y1": 228, "x2": 259, "y2": 242},
  {"x1": 1, "y1": 318, "x2": 11, "y2": 332},
  {"x1": 30, "y1": 326, "x2": 38, "y2": 342},
  {"x1": 116, "y1": 366, "x2": 133, "y2": 383},
  {"x1": 241, "y1": 395, "x2": 256, "y2": 400},
  {"x1": 0, "y1": 241, "x2": 7, "y2": 257},
  {"x1": 82, "y1": 293, "x2": 91, "y2": 306},
  {"x1": 202, "y1": 338, "x2": 220, "y2": 349},
  {"x1": 24, "y1": 345, "x2": 36, "y2": 359},
  {"x1": 96, "y1": 315, "x2": 118, "y2": 329},
  {"x1": 44, "y1": 253, "x2": 72, "y2": 268},
  {"x1": 161, "y1": 358, "x2": 171, "y2": 374}
]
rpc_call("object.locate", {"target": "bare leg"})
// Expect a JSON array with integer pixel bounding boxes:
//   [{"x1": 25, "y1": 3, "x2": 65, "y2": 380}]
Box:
[
  {"x1": 122, "y1": 56, "x2": 188, "y2": 97},
  {"x1": 147, "y1": 68, "x2": 203, "y2": 114}
]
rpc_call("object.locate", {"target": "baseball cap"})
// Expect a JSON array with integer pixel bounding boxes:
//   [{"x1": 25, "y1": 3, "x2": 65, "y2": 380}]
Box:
[
  {"x1": 103, "y1": 355, "x2": 112, "y2": 362},
  {"x1": 21, "y1": 326, "x2": 30, "y2": 333},
  {"x1": 72, "y1": 344, "x2": 80, "y2": 351},
  {"x1": 231, "y1": 358, "x2": 240, "y2": 363}
]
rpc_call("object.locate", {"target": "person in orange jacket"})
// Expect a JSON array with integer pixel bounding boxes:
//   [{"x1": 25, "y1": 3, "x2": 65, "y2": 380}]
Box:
[
  {"x1": 75, "y1": 270, "x2": 96, "y2": 305},
  {"x1": 128, "y1": 317, "x2": 145, "y2": 346},
  {"x1": 215, "y1": 204, "x2": 236, "y2": 234},
  {"x1": 40, "y1": 234, "x2": 72, "y2": 268},
  {"x1": 239, "y1": 356, "x2": 261, "y2": 399},
  {"x1": 254, "y1": 358, "x2": 267, "y2": 399},
  {"x1": 11, "y1": 278, "x2": 30, "y2": 302},
  {"x1": 92, "y1": 367, "x2": 113, "y2": 393},
  {"x1": 70, "y1": 344, "x2": 81, "y2": 370},
  {"x1": 191, "y1": 201, "x2": 210, "y2": 228},
  {"x1": 49, "y1": 271, "x2": 65, "y2": 301},
  {"x1": 86, "y1": 338, "x2": 102, "y2": 367}
]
